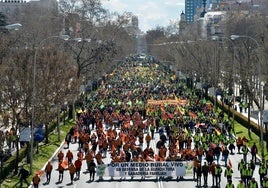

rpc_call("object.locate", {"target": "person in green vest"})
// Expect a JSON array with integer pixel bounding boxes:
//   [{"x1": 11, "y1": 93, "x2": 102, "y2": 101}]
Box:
[
  {"x1": 212, "y1": 135, "x2": 220, "y2": 145},
  {"x1": 214, "y1": 164, "x2": 222, "y2": 187},
  {"x1": 201, "y1": 134, "x2": 207, "y2": 147},
  {"x1": 238, "y1": 159, "x2": 245, "y2": 179},
  {"x1": 259, "y1": 163, "x2": 267, "y2": 185},
  {"x1": 262, "y1": 176, "x2": 268, "y2": 188},
  {"x1": 248, "y1": 177, "x2": 258, "y2": 188},
  {"x1": 241, "y1": 144, "x2": 249, "y2": 163},
  {"x1": 225, "y1": 179, "x2": 234, "y2": 188},
  {"x1": 203, "y1": 142, "x2": 209, "y2": 152},
  {"x1": 150, "y1": 123, "x2": 155, "y2": 140},
  {"x1": 194, "y1": 133, "x2": 201, "y2": 148},
  {"x1": 246, "y1": 164, "x2": 254, "y2": 187},
  {"x1": 240, "y1": 164, "x2": 248, "y2": 186},
  {"x1": 222, "y1": 136, "x2": 229, "y2": 146},
  {"x1": 237, "y1": 179, "x2": 246, "y2": 188},
  {"x1": 224, "y1": 166, "x2": 233, "y2": 181}
]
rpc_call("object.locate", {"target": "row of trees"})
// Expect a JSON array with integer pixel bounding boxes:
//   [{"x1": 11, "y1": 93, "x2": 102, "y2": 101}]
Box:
[
  {"x1": 0, "y1": 0, "x2": 136, "y2": 145},
  {"x1": 146, "y1": 8, "x2": 268, "y2": 113}
]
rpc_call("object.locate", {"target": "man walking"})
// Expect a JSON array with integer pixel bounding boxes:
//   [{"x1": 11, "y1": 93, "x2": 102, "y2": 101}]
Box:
[
  {"x1": 69, "y1": 162, "x2": 76, "y2": 184},
  {"x1": 259, "y1": 162, "x2": 267, "y2": 185},
  {"x1": 89, "y1": 159, "x2": 97, "y2": 181},
  {"x1": 224, "y1": 166, "x2": 233, "y2": 181},
  {"x1": 44, "y1": 161, "x2": 53, "y2": 184},
  {"x1": 150, "y1": 123, "x2": 155, "y2": 140},
  {"x1": 242, "y1": 144, "x2": 249, "y2": 163},
  {"x1": 32, "y1": 173, "x2": 40, "y2": 188},
  {"x1": 202, "y1": 162, "x2": 209, "y2": 187},
  {"x1": 209, "y1": 162, "x2": 216, "y2": 187},
  {"x1": 250, "y1": 143, "x2": 258, "y2": 164},
  {"x1": 58, "y1": 161, "x2": 65, "y2": 183},
  {"x1": 74, "y1": 157, "x2": 82, "y2": 180},
  {"x1": 196, "y1": 163, "x2": 202, "y2": 186},
  {"x1": 214, "y1": 164, "x2": 222, "y2": 188}
]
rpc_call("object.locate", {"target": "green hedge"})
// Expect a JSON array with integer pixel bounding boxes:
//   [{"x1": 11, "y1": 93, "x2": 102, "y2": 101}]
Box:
[{"x1": 212, "y1": 96, "x2": 266, "y2": 140}]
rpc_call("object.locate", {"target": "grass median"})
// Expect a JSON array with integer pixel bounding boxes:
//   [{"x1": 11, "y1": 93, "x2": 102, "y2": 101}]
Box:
[
  {"x1": 1, "y1": 119, "x2": 75, "y2": 188},
  {"x1": 233, "y1": 120, "x2": 268, "y2": 160}
]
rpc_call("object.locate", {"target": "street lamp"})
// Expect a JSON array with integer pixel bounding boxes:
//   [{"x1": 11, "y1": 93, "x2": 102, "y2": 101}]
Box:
[
  {"x1": 30, "y1": 34, "x2": 70, "y2": 174},
  {"x1": 212, "y1": 36, "x2": 237, "y2": 132},
  {"x1": 230, "y1": 34, "x2": 264, "y2": 159},
  {"x1": 0, "y1": 23, "x2": 22, "y2": 31}
]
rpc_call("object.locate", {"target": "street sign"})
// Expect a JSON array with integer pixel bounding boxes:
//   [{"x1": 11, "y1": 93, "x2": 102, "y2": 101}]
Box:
[{"x1": 263, "y1": 110, "x2": 268, "y2": 123}]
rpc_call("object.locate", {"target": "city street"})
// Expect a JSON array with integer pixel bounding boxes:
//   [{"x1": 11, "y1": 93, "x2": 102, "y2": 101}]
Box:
[{"x1": 34, "y1": 125, "x2": 262, "y2": 188}]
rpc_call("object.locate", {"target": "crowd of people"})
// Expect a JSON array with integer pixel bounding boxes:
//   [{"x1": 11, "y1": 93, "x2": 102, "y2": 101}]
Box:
[
  {"x1": 0, "y1": 126, "x2": 17, "y2": 158},
  {"x1": 39, "y1": 58, "x2": 267, "y2": 187}
]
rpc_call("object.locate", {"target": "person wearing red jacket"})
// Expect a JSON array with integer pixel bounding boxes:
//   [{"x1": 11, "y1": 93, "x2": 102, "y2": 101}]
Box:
[
  {"x1": 74, "y1": 158, "x2": 82, "y2": 180},
  {"x1": 69, "y1": 163, "x2": 76, "y2": 184},
  {"x1": 209, "y1": 162, "x2": 216, "y2": 187},
  {"x1": 32, "y1": 173, "x2": 40, "y2": 188}
]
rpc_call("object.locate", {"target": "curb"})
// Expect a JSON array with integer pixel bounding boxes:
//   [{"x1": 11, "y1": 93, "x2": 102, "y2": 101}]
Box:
[{"x1": 27, "y1": 140, "x2": 65, "y2": 188}]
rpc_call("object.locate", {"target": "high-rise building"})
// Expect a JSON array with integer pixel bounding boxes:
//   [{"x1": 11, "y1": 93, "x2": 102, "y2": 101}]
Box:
[{"x1": 185, "y1": 0, "x2": 203, "y2": 23}]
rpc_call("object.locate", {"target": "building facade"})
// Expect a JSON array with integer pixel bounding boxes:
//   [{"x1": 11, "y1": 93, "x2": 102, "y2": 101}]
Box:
[
  {"x1": 0, "y1": 0, "x2": 57, "y2": 23},
  {"x1": 185, "y1": 0, "x2": 203, "y2": 23},
  {"x1": 0, "y1": 0, "x2": 29, "y2": 18}
]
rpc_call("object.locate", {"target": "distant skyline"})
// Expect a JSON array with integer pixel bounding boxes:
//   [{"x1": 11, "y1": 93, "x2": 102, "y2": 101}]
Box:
[
  {"x1": 102, "y1": 0, "x2": 185, "y2": 32},
  {"x1": 26, "y1": 0, "x2": 185, "y2": 32}
]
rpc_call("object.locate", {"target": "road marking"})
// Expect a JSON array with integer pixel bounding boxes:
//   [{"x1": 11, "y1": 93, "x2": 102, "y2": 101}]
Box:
[{"x1": 157, "y1": 178, "x2": 164, "y2": 188}]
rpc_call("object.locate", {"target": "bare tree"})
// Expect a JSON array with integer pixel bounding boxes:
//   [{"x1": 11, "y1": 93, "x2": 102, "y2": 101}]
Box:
[
  {"x1": 225, "y1": 13, "x2": 267, "y2": 109},
  {"x1": 59, "y1": 1, "x2": 136, "y2": 79},
  {"x1": 33, "y1": 43, "x2": 78, "y2": 143}
]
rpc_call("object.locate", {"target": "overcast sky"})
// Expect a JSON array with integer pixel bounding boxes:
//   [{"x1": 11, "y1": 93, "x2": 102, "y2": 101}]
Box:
[{"x1": 102, "y1": 0, "x2": 185, "y2": 32}]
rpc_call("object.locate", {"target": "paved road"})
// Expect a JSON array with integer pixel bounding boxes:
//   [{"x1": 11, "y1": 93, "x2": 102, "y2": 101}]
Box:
[{"x1": 30, "y1": 125, "x2": 262, "y2": 188}]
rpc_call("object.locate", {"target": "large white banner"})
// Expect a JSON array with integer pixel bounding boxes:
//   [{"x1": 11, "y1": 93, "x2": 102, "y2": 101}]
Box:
[{"x1": 97, "y1": 161, "x2": 192, "y2": 178}]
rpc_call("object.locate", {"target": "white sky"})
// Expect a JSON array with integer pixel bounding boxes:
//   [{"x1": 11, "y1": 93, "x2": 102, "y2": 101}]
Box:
[{"x1": 102, "y1": 0, "x2": 185, "y2": 32}]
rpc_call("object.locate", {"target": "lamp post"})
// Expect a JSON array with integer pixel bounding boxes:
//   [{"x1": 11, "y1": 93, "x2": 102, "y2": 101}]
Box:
[
  {"x1": 212, "y1": 36, "x2": 237, "y2": 132},
  {"x1": 230, "y1": 34, "x2": 264, "y2": 159},
  {"x1": 30, "y1": 34, "x2": 70, "y2": 174},
  {"x1": 0, "y1": 23, "x2": 22, "y2": 31}
]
